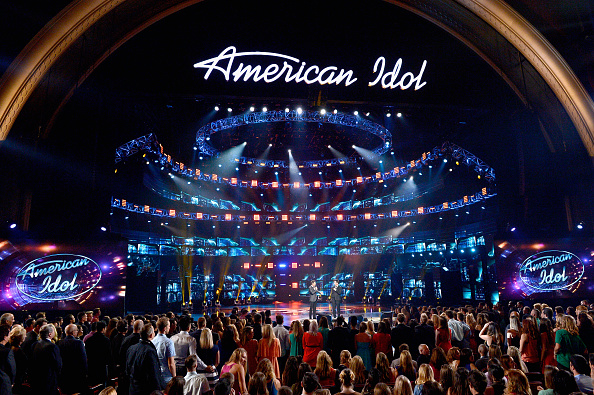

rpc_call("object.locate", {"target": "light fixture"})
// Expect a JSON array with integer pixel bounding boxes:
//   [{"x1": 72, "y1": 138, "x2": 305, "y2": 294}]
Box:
[
  {"x1": 397, "y1": 112, "x2": 402, "y2": 117},
  {"x1": 9, "y1": 223, "x2": 16, "y2": 229},
  {"x1": 354, "y1": 111, "x2": 359, "y2": 116},
  {"x1": 263, "y1": 106, "x2": 268, "y2": 112},
  {"x1": 250, "y1": 106, "x2": 255, "y2": 112},
  {"x1": 333, "y1": 109, "x2": 338, "y2": 114},
  {"x1": 320, "y1": 109, "x2": 326, "y2": 115},
  {"x1": 297, "y1": 107, "x2": 303, "y2": 114},
  {"x1": 386, "y1": 112, "x2": 391, "y2": 117},
  {"x1": 227, "y1": 107, "x2": 232, "y2": 112},
  {"x1": 214, "y1": 106, "x2": 219, "y2": 111}
]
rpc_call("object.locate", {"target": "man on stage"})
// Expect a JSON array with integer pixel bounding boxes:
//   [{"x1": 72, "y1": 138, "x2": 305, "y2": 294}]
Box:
[
  {"x1": 330, "y1": 280, "x2": 342, "y2": 318},
  {"x1": 308, "y1": 280, "x2": 321, "y2": 320}
]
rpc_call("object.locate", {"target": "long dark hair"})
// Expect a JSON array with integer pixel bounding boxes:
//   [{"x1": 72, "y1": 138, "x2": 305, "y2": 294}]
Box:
[{"x1": 450, "y1": 367, "x2": 471, "y2": 395}]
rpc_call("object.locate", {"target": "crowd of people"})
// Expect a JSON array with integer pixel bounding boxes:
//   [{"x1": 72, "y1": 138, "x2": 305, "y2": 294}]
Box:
[{"x1": 0, "y1": 300, "x2": 593, "y2": 395}]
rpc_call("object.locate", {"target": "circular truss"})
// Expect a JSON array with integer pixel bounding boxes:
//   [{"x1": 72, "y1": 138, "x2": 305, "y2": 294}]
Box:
[{"x1": 195, "y1": 110, "x2": 392, "y2": 167}]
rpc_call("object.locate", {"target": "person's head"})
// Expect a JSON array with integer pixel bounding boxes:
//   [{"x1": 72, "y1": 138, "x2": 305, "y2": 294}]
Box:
[
  {"x1": 422, "y1": 381, "x2": 444, "y2": 395},
  {"x1": 439, "y1": 365, "x2": 454, "y2": 393},
  {"x1": 394, "y1": 375, "x2": 413, "y2": 395},
  {"x1": 39, "y1": 324, "x2": 55, "y2": 340},
  {"x1": 397, "y1": 313, "x2": 406, "y2": 323},
  {"x1": 302, "y1": 372, "x2": 320, "y2": 394},
  {"x1": 0, "y1": 313, "x2": 14, "y2": 327},
  {"x1": 96, "y1": 321, "x2": 107, "y2": 334},
  {"x1": 309, "y1": 319, "x2": 318, "y2": 334},
  {"x1": 34, "y1": 317, "x2": 48, "y2": 333},
  {"x1": 256, "y1": 358, "x2": 276, "y2": 382},
  {"x1": 366, "y1": 368, "x2": 381, "y2": 390},
  {"x1": 93, "y1": 308, "x2": 101, "y2": 317},
  {"x1": 310, "y1": 280, "x2": 316, "y2": 287},
  {"x1": 282, "y1": 356, "x2": 300, "y2": 387},
  {"x1": 488, "y1": 344, "x2": 502, "y2": 360},
  {"x1": 488, "y1": 363, "x2": 505, "y2": 385},
  {"x1": 200, "y1": 328, "x2": 214, "y2": 349},
  {"x1": 543, "y1": 365, "x2": 558, "y2": 390},
  {"x1": 349, "y1": 355, "x2": 366, "y2": 384},
  {"x1": 229, "y1": 347, "x2": 248, "y2": 368},
  {"x1": 314, "y1": 350, "x2": 333, "y2": 377},
  {"x1": 374, "y1": 383, "x2": 392, "y2": 395},
  {"x1": 419, "y1": 344, "x2": 430, "y2": 356},
  {"x1": 276, "y1": 315, "x2": 284, "y2": 326},
  {"x1": 214, "y1": 376, "x2": 233, "y2": 395},
  {"x1": 319, "y1": 316, "x2": 328, "y2": 329},
  {"x1": 278, "y1": 387, "x2": 293, "y2": 395},
  {"x1": 557, "y1": 314, "x2": 579, "y2": 335},
  {"x1": 452, "y1": 367, "x2": 470, "y2": 395},
  {"x1": 140, "y1": 323, "x2": 155, "y2": 341},
  {"x1": 477, "y1": 344, "x2": 487, "y2": 357},
  {"x1": 447, "y1": 347, "x2": 461, "y2": 364},
  {"x1": 64, "y1": 323, "x2": 79, "y2": 337},
  {"x1": 254, "y1": 313, "x2": 262, "y2": 324},
  {"x1": 178, "y1": 315, "x2": 191, "y2": 332},
  {"x1": 400, "y1": 349, "x2": 414, "y2": 372},
  {"x1": 339, "y1": 368, "x2": 355, "y2": 388},
  {"x1": 8, "y1": 325, "x2": 25, "y2": 347},
  {"x1": 431, "y1": 346, "x2": 448, "y2": 369},
  {"x1": 340, "y1": 350, "x2": 352, "y2": 366},
  {"x1": 248, "y1": 372, "x2": 269, "y2": 395},
  {"x1": 569, "y1": 354, "x2": 589, "y2": 375},
  {"x1": 375, "y1": 352, "x2": 392, "y2": 383},
  {"x1": 98, "y1": 387, "x2": 117, "y2": 395},
  {"x1": 164, "y1": 376, "x2": 185, "y2": 395},
  {"x1": 460, "y1": 348, "x2": 474, "y2": 366},
  {"x1": 439, "y1": 316, "x2": 448, "y2": 329},
  {"x1": 467, "y1": 370, "x2": 487, "y2": 395},
  {"x1": 552, "y1": 369, "x2": 580, "y2": 395},
  {"x1": 416, "y1": 363, "x2": 435, "y2": 386},
  {"x1": 185, "y1": 354, "x2": 198, "y2": 372},
  {"x1": 156, "y1": 317, "x2": 170, "y2": 334},
  {"x1": 504, "y1": 370, "x2": 533, "y2": 395}
]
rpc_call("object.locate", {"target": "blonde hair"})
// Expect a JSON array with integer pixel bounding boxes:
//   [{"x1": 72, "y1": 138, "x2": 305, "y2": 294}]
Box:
[
  {"x1": 339, "y1": 369, "x2": 355, "y2": 388},
  {"x1": 256, "y1": 358, "x2": 276, "y2": 382},
  {"x1": 314, "y1": 350, "x2": 333, "y2": 379},
  {"x1": 394, "y1": 375, "x2": 413, "y2": 395},
  {"x1": 229, "y1": 347, "x2": 247, "y2": 369},
  {"x1": 9, "y1": 325, "x2": 26, "y2": 346},
  {"x1": 557, "y1": 314, "x2": 579, "y2": 335},
  {"x1": 230, "y1": 324, "x2": 240, "y2": 344},
  {"x1": 200, "y1": 328, "x2": 214, "y2": 349},
  {"x1": 340, "y1": 350, "x2": 352, "y2": 365},
  {"x1": 416, "y1": 364, "x2": 435, "y2": 385},
  {"x1": 349, "y1": 355, "x2": 366, "y2": 384},
  {"x1": 399, "y1": 350, "x2": 415, "y2": 377},
  {"x1": 375, "y1": 352, "x2": 392, "y2": 383},
  {"x1": 291, "y1": 320, "x2": 304, "y2": 339},
  {"x1": 262, "y1": 324, "x2": 277, "y2": 347},
  {"x1": 504, "y1": 369, "x2": 531, "y2": 395},
  {"x1": 99, "y1": 387, "x2": 117, "y2": 395},
  {"x1": 309, "y1": 320, "x2": 318, "y2": 335}
]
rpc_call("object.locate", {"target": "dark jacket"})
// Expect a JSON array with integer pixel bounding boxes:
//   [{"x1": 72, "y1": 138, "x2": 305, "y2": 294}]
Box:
[
  {"x1": 0, "y1": 345, "x2": 15, "y2": 387},
  {"x1": 58, "y1": 335, "x2": 88, "y2": 394},
  {"x1": 126, "y1": 339, "x2": 165, "y2": 395},
  {"x1": 309, "y1": 285, "x2": 320, "y2": 302},
  {"x1": 85, "y1": 331, "x2": 113, "y2": 385},
  {"x1": 118, "y1": 333, "x2": 141, "y2": 395},
  {"x1": 414, "y1": 323, "x2": 435, "y2": 350},
  {"x1": 391, "y1": 323, "x2": 414, "y2": 353},
  {"x1": 327, "y1": 326, "x2": 350, "y2": 367},
  {"x1": 30, "y1": 339, "x2": 62, "y2": 395},
  {"x1": 21, "y1": 331, "x2": 38, "y2": 361}
]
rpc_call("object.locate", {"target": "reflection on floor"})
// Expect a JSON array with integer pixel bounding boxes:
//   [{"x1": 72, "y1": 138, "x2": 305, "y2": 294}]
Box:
[{"x1": 192, "y1": 301, "x2": 393, "y2": 323}]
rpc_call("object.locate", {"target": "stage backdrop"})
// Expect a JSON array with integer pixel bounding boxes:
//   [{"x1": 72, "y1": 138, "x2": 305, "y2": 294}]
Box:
[
  {"x1": 496, "y1": 239, "x2": 593, "y2": 301},
  {"x1": 0, "y1": 240, "x2": 126, "y2": 312}
]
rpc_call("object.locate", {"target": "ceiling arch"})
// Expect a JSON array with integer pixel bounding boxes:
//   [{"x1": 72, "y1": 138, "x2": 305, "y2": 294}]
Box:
[{"x1": 0, "y1": 0, "x2": 592, "y2": 156}]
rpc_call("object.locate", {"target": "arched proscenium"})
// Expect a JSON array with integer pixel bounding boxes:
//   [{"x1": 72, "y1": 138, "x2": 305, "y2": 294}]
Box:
[{"x1": 195, "y1": 110, "x2": 392, "y2": 164}]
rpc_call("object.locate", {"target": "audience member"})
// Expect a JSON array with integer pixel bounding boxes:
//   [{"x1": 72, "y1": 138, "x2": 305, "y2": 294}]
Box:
[
  {"x1": 504, "y1": 369, "x2": 531, "y2": 395},
  {"x1": 258, "y1": 324, "x2": 282, "y2": 378},
  {"x1": 338, "y1": 368, "x2": 361, "y2": 395},
  {"x1": 537, "y1": 365, "x2": 558, "y2": 395},
  {"x1": 304, "y1": 320, "x2": 324, "y2": 368},
  {"x1": 221, "y1": 348, "x2": 248, "y2": 395},
  {"x1": 569, "y1": 354, "x2": 593, "y2": 393},
  {"x1": 57, "y1": 323, "x2": 88, "y2": 394},
  {"x1": 30, "y1": 324, "x2": 61, "y2": 395},
  {"x1": 249, "y1": 371, "x2": 269, "y2": 395},
  {"x1": 184, "y1": 354, "x2": 210, "y2": 395},
  {"x1": 171, "y1": 315, "x2": 197, "y2": 376},
  {"x1": 197, "y1": 328, "x2": 220, "y2": 387},
  {"x1": 86, "y1": 320, "x2": 114, "y2": 386},
  {"x1": 126, "y1": 323, "x2": 165, "y2": 394},
  {"x1": 467, "y1": 370, "x2": 487, "y2": 395}
]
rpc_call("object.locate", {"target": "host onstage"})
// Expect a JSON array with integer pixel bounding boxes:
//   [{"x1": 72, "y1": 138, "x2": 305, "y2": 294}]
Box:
[{"x1": 308, "y1": 280, "x2": 343, "y2": 319}]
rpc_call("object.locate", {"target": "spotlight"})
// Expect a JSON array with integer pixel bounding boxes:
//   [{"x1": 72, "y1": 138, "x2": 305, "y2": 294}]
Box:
[
  {"x1": 352, "y1": 145, "x2": 355, "y2": 148},
  {"x1": 227, "y1": 107, "x2": 232, "y2": 112},
  {"x1": 333, "y1": 109, "x2": 338, "y2": 114},
  {"x1": 379, "y1": 160, "x2": 383, "y2": 164},
  {"x1": 250, "y1": 106, "x2": 255, "y2": 112},
  {"x1": 320, "y1": 109, "x2": 326, "y2": 115},
  {"x1": 285, "y1": 107, "x2": 290, "y2": 112},
  {"x1": 199, "y1": 157, "x2": 203, "y2": 160},
  {"x1": 365, "y1": 112, "x2": 370, "y2": 116},
  {"x1": 269, "y1": 143, "x2": 272, "y2": 147},
  {"x1": 297, "y1": 107, "x2": 303, "y2": 114},
  {"x1": 263, "y1": 106, "x2": 268, "y2": 112},
  {"x1": 443, "y1": 159, "x2": 448, "y2": 163},
  {"x1": 288, "y1": 149, "x2": 291, "y2": 153},
  {"x1": 235, "y1": 168, "x2": 239, "y2": 171},
  {"x1": 354, "y1": 111, "x2": 359, "y2": 116},
  {"x1": 577, "y1": 223, "x2": 584, "y2": 230},
  {"x1": 386, "y1": 113, "x2": 391, "y2": 117},
  {"x1": 215, "y1": 106, "x2": 219, "y2": 111},
  {"x1": 102, "y1": 227, "x2": 108, "y2": 233},
  {"x1": 510, "y1": 227, "x2": 516, "y2": 232},
  {"x1": 397, "y1": 112, "x2": 402, "y2": 117},
  {"x1": 193, "y1": 146, "x2": 197, "y2": 151},
  {"x1": 9, "y1": 223, "x2": 16, "y2": 229}
]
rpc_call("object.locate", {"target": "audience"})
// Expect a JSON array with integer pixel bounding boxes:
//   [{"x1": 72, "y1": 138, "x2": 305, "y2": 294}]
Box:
[{"x1": 184, "y1": 354, "x2": 211, "y2": 395}]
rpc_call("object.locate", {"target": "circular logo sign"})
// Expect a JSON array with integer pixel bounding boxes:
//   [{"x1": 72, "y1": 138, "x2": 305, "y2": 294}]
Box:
[
  {"x1": 15, "y1": 254, "x2": 102, "y2": 301},
  {"x1": 519, "y1": 250, "x2": 584, "y2": 292}
]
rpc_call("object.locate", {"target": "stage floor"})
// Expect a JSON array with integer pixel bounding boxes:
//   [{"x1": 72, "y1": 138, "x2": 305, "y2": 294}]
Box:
[{"x1": 192, "y1": 301, "x2": 391, "y2": 324}]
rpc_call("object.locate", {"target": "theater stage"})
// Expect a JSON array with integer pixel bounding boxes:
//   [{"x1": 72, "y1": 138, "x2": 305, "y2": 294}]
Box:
[{"x1": 192, "y1": 301, "x2": 392, "y2": 324}]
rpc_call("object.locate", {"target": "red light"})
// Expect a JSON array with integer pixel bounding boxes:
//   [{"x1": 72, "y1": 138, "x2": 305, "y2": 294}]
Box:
[
  {"x1": 254, "y1": 214, "x2": 260, "y2": 221},
  {"x1": 314, "y1": 261, "x2": 321, "y2": 268},
  {"x1": 314, "y1": 181, "x2": 320, "y2": 188},
  {"x1": 231, "y1": 178, "x2": 237, "y2": 185},
  {"x1": 292, "y1": 282, "x2": 298, "y2": 289},
  {"x1": 169, "y1": 209, "x2": 176, "y2": 217}
]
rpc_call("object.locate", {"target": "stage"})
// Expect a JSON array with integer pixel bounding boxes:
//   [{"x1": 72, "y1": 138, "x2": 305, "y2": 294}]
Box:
[{"x1": 191, "y1": 301, "x2": 392, "y2": 324}]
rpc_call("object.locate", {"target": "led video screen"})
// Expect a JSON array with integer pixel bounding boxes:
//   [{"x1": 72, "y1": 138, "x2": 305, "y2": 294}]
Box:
[
  {"x1": 496, "y1": 239, "x2": 593, "y2": 300},
  {"x1": 0, "y1": 240, "x2": 126, "y2": 311}
]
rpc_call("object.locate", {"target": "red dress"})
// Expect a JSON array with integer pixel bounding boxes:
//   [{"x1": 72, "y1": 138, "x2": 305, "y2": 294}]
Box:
[
  {"x1": 540, "y1": 332, "x2": 556, "y2": 372},
  {"x1": 258, "y1": 338, "x2": 281, "y2": 378},
  {"x1": 241, "y1": 339, "x2": 259, "y2": 375},
  {"x1": 303, "y1": 332, "x2": 323, "y2": 367},
  {"x1": 436, "y1": 328, "x2": 452, "y2": 352},
  {"x1": 372, "y1": 332, "x2": 392, "y2": 359}
]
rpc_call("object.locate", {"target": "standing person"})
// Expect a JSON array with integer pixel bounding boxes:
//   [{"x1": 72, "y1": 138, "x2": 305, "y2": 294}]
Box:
[
  {"x1": 197, "y1": 328, "x2": 220, "y2": 387},
  {"x1": 85, "y1": 320, "x2": 113, "y2": 387},
  {"x1": 519, "y1": 318, "x2": 541, "y2": 373},
  {"x1": 436, "y1": 316, "x2": 452, "y2": 352},
  {"x1": 240, "y1": 326, "x2": 259, "y2": 375},
  {"x1": 354, "y1": 322, "x2": 373, "y2": 371},
  {"x1": 171, "y1": 315, "x2": 197, "y2": 376},
  {"x1": 126, "y1": 324, "x2": 165, "y2": 394},
  {"x1": 258, "y1": 324, "x2": 282, "y2": 378},
  {"x1": 30, "y1": 324, "x2": 62, "y2": 395},
  {"x1": 221, "y1": 348, "x2": 249, "y2": 395},
  {"x1": 330, "y1": 280, "x2": 343, "y2": 319},
  {"x1": 328, "y1": 316, "x2": 351, "y2": 368},
  {"x1": 184, "y1": 355, "x2": 211, "y2": 395},
  {"x1": 273, "y1": 315, "x2": 290, "y2": 374},
  {"x1": 371, "y1": 321, "x2": 392, "y2": 360},
  {"x1": 289, "y1": 320, "x2": 304, "y2": 358},
  {"x1": 539, "y1": 318, "x2": 556, "y2": 372},
  {"x1": 119, "y1": 319, "x2": 144, "y2": 395},
  {"x1": 309, "y1": 280, "x2": 322, "y2": 320},
  {"x1": 554, "y1": 315, "x2": 587, "y2": 370},
  {"x1": 303, "y1": 320, "x2": 323, "y2": 367},
  {"x1": 152, "y1": 317, "x2": 176, "y2": 384},
  {"x1": 58, "y1": 324, "x2": 88, "y2": 395}
]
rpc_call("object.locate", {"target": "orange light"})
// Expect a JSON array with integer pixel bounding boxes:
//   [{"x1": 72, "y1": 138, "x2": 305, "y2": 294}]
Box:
[
  {"x1": 310, "y1": 214, "x2": 316, "y2": 221},
  {"x1": 144, "y1": 205, "x2": 150, "y2": 212},
  {"x1": 314, "y1": 261, "x2": 321, "y2": 268},
  {"x1": 122, "y1": 199, "x2": 126, "y2": 207},
  {"x1": 212, "y1": 174, "x2": 218, "y2": 181},
  {"x1": 482, "y1": 187, "x2": 487, "y2": 195},
  {"x1": 392, "y1": 211, "x2": 398, "y2": 217},
  {"x1": 463, "y1": 196, "x2": 468, "y2": 203},
  {"x1": 225, "y1": 213, "x2": 232, "y2": 221},
  {"x1": 251, "y1": 180, "x2": 258, "y2": 187},
  {"x1": 197, "y1": 213, "x2": 203, "y2": 219},
  {"x1": 294, "y1": 182, "x2": 300, "y2": 188},
  {"x1": 254, "y1": 214, "x2": 260, "y2": 221},
  {"x1": 357, "y1": 176, "x2": 363, "y2": 183},
  {"x1": 394, "y1": 167, "x2": 399, "y2": 174},
  {"x1": 291, "y1": 262, "x2": 298, "y2": 269},
  {"x1": 443, "y1": 202, "x2": 448, "y2": 209},
  {"x1": 336, "y1": 179, "x2": 342, "y2": 186},
  {"x1": 314, "y1": 181, "x2": 320, "y2": 188},
  {"x1": 376, "y1": 172, "x2": 381, "y2": 179},
  {"x1": 365, "y1": 213, "x2": 371, "y2": 220},
  {"x1": 231, "y1": 178, "x2": 237, "y2": 185},
  {"x1": 418, "y1": 207, "x2": 424, "y2": 214},
  {"x1": 267, "y1": 262, "x2": 274, "y2": 269},
  {"x1": 272, "y1": 181, "x2": 278, "y2": 188},
  {"x1": 282, "y1": 215, "x2": 288, "y2": 221},
  {"x1": 292, "y1": 282, "x2": 298, "y2": 289},
  {"x1": 337, "y1": 214, "x2": 343, "y2": 221},
  {"x1": 169, "y1": 209, "x2": 176, "y2": 217},
  {"x1": 243, "y1": 263, "x2": 250, "y2": 269}
]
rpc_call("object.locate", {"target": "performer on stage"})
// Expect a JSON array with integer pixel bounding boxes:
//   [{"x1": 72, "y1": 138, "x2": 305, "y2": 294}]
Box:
[
  {"x1": 330, "y1": 279, "x2": 343, "y2": 318},
  {"x1": 308, "y1": 280, "x2": 321, "y2": 320}
]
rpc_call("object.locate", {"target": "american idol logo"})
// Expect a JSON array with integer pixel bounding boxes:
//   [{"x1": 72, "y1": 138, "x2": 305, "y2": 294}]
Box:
[
  {"x1": 15, "y1": 254, "x2": 102, "y2": 301},
  {"x1": 519, "y1": 250, "x2": 584, "y2": 292}
]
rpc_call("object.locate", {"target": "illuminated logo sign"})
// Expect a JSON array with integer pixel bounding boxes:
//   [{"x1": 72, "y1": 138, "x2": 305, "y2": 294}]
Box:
[
  {"x1": 519, "y1": 250, "x2": 584, "y2": 292},
  {"x1": 194, "y1": 46, "x2": 427, "y2": 90},
  {"x1": 15, "y1": 254, "x2": 102, "y2": 301}
]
